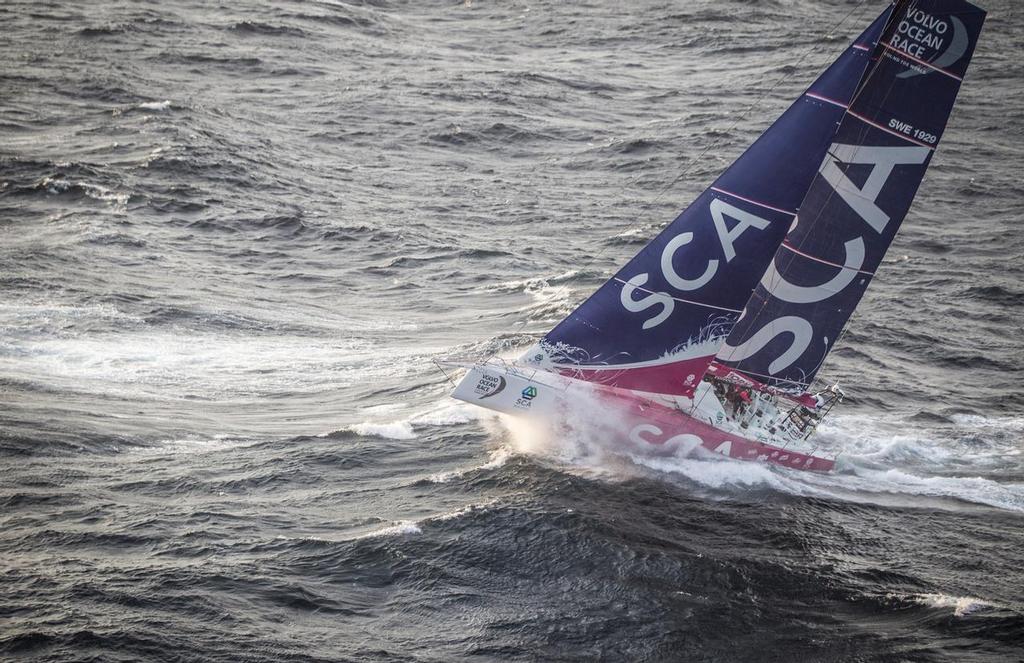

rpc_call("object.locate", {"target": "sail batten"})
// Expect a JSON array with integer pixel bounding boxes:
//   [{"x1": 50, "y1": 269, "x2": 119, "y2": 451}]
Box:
[
  {"x1": 780, "y1": 241, "x2": 877, "y2": 277},
  {"x1": 709, "y1": 187, "x2": 797, "y2": 216},
  {"x1": 804, "y1": 92, "x2": 850, "y2": 109}
]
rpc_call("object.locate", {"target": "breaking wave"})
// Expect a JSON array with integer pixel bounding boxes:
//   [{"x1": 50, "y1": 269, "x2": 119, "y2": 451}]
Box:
[{"x1": 489, "y1": 399, "x2": 1024, "y2": 513}]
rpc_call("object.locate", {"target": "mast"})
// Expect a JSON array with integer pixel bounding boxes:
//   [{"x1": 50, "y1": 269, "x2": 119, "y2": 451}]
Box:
[
  {"x1": 519, "y1": 7, "x2": 894, "y2": 397},
  {"x1": 715, "y1": 0, "x2": 987, "y2": 393}
]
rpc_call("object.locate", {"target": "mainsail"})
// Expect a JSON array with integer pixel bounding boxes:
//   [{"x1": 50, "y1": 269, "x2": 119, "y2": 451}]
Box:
[
  {"x1": 717, "y1": 0, "x2": 986, "y2": 392},
  {"x1": 520, "y1": 8, "x2": 894, "y2": 397}
]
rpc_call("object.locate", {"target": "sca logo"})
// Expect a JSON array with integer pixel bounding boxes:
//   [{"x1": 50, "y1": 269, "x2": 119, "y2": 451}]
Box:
[{"x1": 514, "y1": 385, "x2": 538, "y2": 409}]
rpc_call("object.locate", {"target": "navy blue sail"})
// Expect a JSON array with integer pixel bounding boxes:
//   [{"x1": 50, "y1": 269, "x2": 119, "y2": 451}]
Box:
[
  {"x1": 717, "y1": 0, "x2": 986, "y2": 392},
  {"x1": 521, "y1": 8, "x2": 892, "y2": 396}
]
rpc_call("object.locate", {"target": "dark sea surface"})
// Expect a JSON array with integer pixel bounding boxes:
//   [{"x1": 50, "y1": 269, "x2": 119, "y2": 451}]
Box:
[{"x1": 2, "y1": 0, "x2": 1023, "y2": 661}]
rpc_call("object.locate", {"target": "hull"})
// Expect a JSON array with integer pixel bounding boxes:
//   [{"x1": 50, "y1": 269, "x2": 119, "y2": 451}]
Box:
[{"x1": 451, "y1": 362, "x2": 835, "y2": 473}]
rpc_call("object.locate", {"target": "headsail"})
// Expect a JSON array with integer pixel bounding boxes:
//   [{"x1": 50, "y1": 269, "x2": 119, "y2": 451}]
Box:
[
  {"x1": 716, "y1": 0, "x2": 986, "y2": 392},
  {"x1": 521, "y1": 9, "x2": 893, "y2": 396}
]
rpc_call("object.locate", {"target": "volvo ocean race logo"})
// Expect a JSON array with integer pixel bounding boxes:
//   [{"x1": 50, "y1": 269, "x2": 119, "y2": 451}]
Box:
[
  {"x1": 474, "y1": 373, "x2": 506, "y2": 399},
  {"x1": 889, "y1": 8, "x2": 968, "y2": 78}
]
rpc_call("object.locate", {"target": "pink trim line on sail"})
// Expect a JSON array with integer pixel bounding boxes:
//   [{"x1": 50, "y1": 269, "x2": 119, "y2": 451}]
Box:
[
  {"x1": 781, "y1": 241, "x2": 876, "y2": 276},
  {"x1": 881, "y1": 42, "x2": 964, "y2": 81},
  {"x1": 709, "y1": 187, "x2": 796, "y2": 216},
  {"x1": 846, "y1": 110, "x2": 937, "y2": 150},
  {"x1": 805, "y1": 92, "x2": 849, "y2": 109}
]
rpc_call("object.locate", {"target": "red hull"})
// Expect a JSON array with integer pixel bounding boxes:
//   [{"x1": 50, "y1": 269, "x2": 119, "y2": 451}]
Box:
[{"x1": 594, "y1": 387, "x2": 835, "y2": 473}]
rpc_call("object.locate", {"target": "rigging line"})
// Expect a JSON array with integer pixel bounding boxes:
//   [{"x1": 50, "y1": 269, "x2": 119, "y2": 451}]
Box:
[
  {"x1": 482, "y1": 0, "x2": 874, "y2": 366},
  {"x1": 432, "y1": 358, "x2": 459, "y2": 387}
]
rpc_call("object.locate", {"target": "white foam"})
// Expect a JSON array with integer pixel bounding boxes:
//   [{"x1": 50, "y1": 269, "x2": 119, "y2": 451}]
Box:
[
  {"x1": 427, "y1": 447, "x2": 511, "y2": 483},
  {"x1": 137, "y1": 100, "x2": 172, "y2": 111},
  {"x1": 951, "y1": 413, "x2": 1024, "y2": 428},
  {"x1": 909, "y1": 593, "x2": 996, "y2": 617},
  {"x1": 356, "y1": 520, "x2": 422, "y2": 539},
  {"x1": 86, "y1": 185, "x2": 130, "y2": 206},
  {"x1": 487, "y1": 392, "x2": 1024, "y2": 512},
  {"x1": 422, "y1": 499, "x2": 498, "y2": 522},
  {"x1": 1, "y1": 314, "x2": 444, "y2": 403},
  {"x1": 133, "y1": 434, "x2": 253, "y2": 455},
  {"x1": 278, "y1": 520, "x2": 426, "y2": 543},
  {"x1": 628, "y1": 453, "x2": 795, "y2": 492},
  {"x1": 0, "y1": 300, "x2": 142, "y2": 332},
  {"x1": 365, "y1": 500, "x2": 498, "y2": 537},
  {"x1": 493, "y1": 386, "x2": 652, "y2": 482},
  {"x1": 274, "y1": 534, "x2": 334, "y2": 543},
  {"x1": 827, "y1": 466, "x2": 1024, "y2": 512},
  {"x1": 37, "y1": 176, "x2": 130, "y2": 206},
  {"x1": 827, "y1": 413, "x2": 1024, "y2": 464},
  {"x1": 283, "y1": 500, "x2": 497, "y2": 544},
  {"x1": 610, "y1": 224, "x2": 658, "y2": 241},
  {"x1": 360, "y1": 402, "x2": 408, "y2": 416},
  {"x1": 342, "y1": 402, "x2": 488, "y2": 442},
  {"x1": 347, "y1": 421, "x2": 416, "y2": 440},
  {"x1": 485, "y1": 270, "x2": 579, "y2": 312}
]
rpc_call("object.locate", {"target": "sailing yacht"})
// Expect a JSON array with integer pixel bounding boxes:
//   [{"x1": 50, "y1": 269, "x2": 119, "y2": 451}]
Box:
[{"x1": 447, "y1": 0, "x2": 986, "y2": 472}]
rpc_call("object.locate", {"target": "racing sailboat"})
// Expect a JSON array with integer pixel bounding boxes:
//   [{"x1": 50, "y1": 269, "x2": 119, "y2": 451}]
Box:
[{"x1": 448, "y1": 0, "x2": 986, "y2": 472}]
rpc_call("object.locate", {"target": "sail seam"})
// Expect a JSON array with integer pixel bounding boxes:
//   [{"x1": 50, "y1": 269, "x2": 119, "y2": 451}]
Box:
[
  {"x1": 781, "y1": 242, "x2": 876, "y2": 275},
  {"x1": 612, "y1": 277, "x2": 744, "y2": 313},
  {"x1": 709, "y1": 187, "x2": 796, "y2": 216},
  {"x1": 846, "y1": 110, "x2": 937, "y2": 150},
  {"x1": 880, "y1": 42, "x2": 964, "y2": 81}
]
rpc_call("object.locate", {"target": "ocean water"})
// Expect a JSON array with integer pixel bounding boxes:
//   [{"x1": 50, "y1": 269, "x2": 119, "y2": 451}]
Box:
[{"x1": 2, "y1": 0, "x2": 1022, "y2": 661}]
